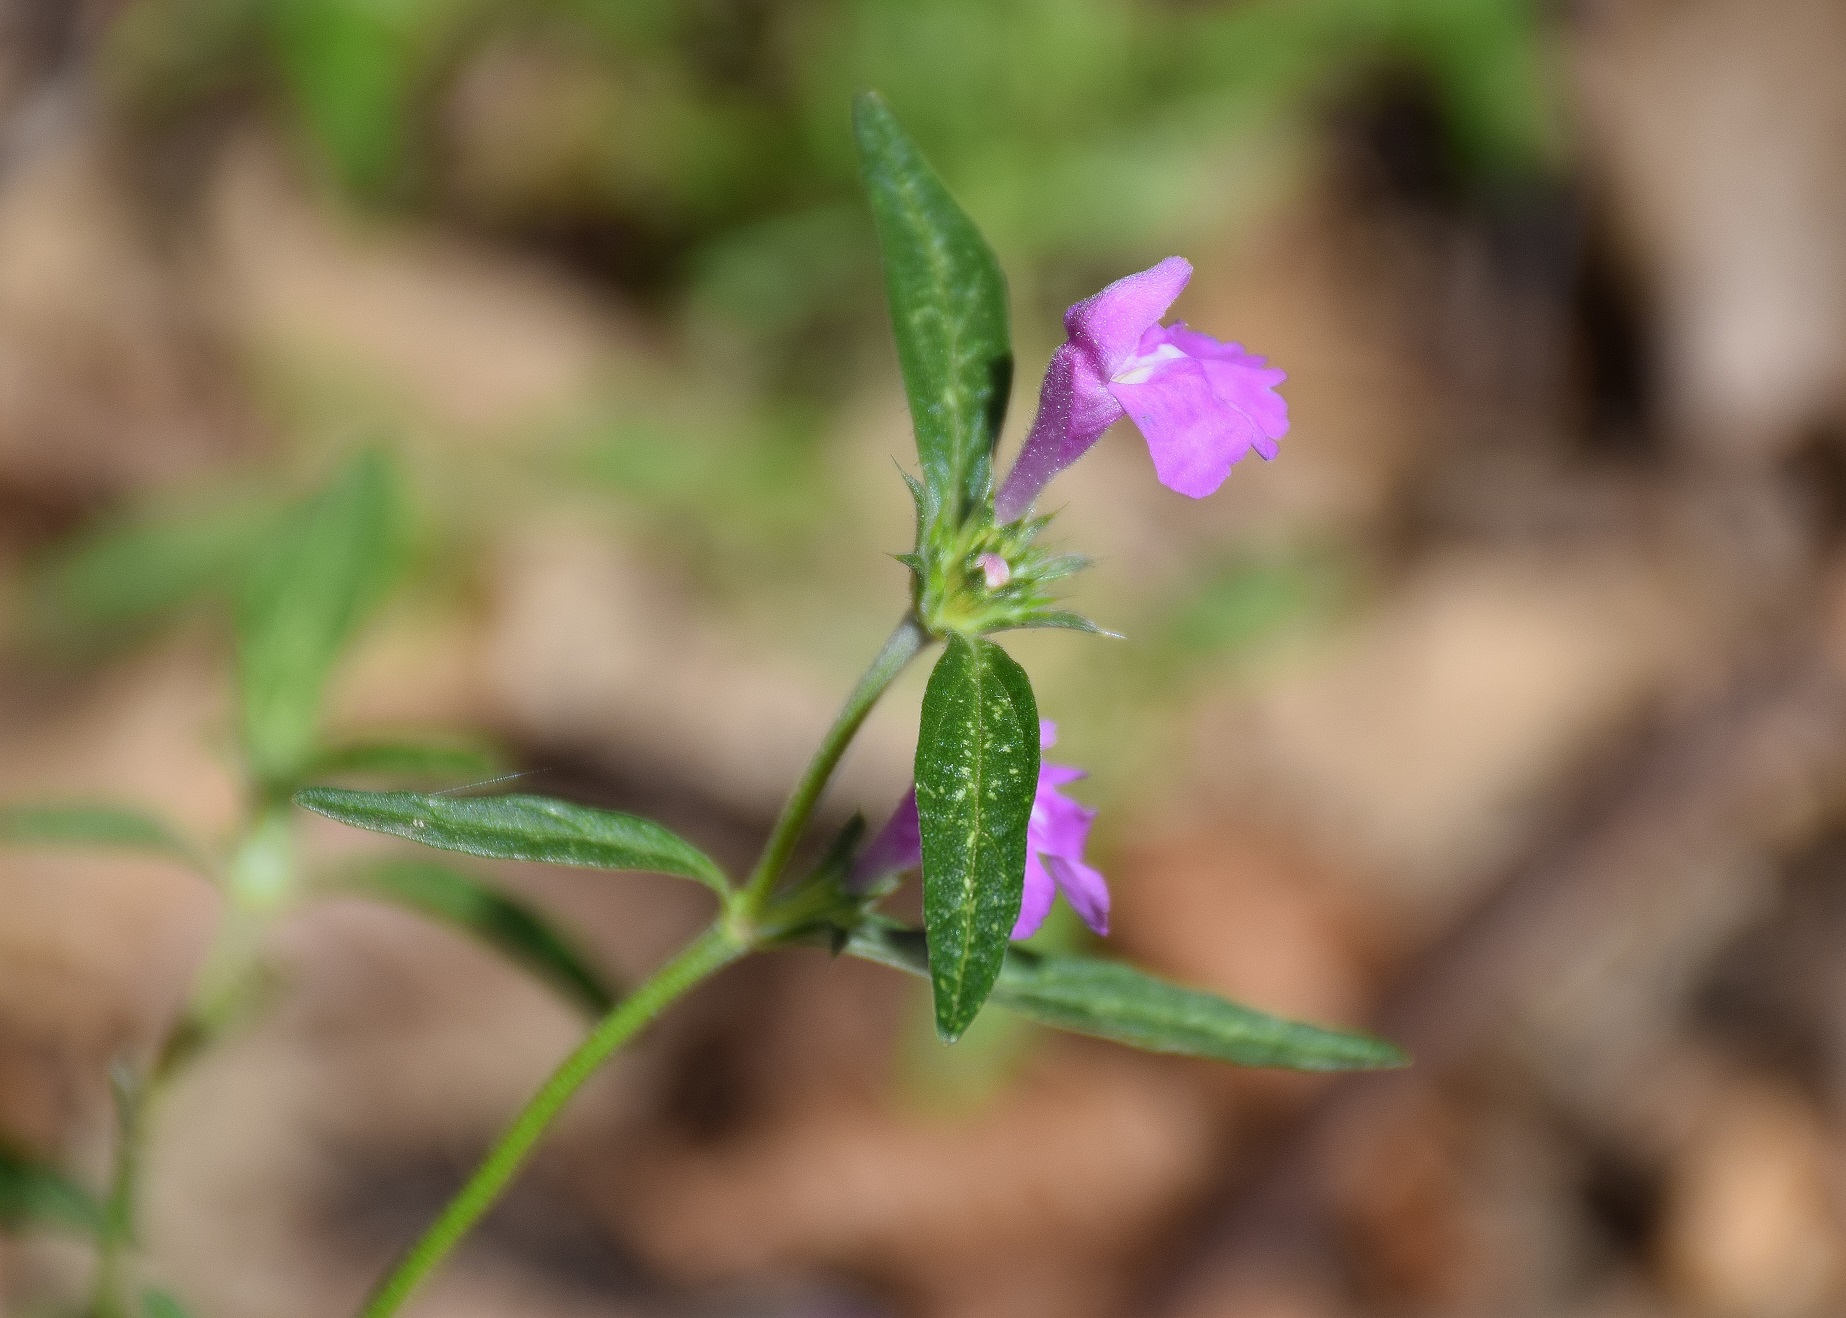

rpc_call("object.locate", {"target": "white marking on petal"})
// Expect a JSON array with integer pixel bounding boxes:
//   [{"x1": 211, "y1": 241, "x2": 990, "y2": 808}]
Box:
[{"x1": 1111, "y1": 341, "x2": 1186, "y2": 385}]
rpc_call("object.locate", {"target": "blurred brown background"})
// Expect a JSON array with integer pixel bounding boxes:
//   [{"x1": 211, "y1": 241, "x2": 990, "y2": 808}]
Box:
[{"x1": 6, "y1": 0, "x2": 1846, "y2": 1315}]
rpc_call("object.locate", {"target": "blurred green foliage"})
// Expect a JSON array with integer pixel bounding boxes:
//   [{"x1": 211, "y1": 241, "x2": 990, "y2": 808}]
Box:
[
  {"x1": 570, "y1": 399, "x2": 838, "y2": 573},
  {"x1": 0, "y1": 804, "x2": 204, "y2": 872},
  {"x1": 22, "y1": 490, "x2": 278, "y2": 654},
  {"x1": 68, "y1": 0, "x2": 1558, "y2": 826},
  {"x1": 87, "y1": 0, "x2": 1559, "y2": 646},
  {"x1": 1155, "y1": 544, "x2": 1349, "y2": 675},
  {"x1": 0, "y1": 1148, "x2": 105, "y2": 1236},
  {"x1": 103, "y1": 0, "x2": 1558, "y2": 326},
  {"x1": 236, "y1": 450, "x2": 407, "y2": 786}
]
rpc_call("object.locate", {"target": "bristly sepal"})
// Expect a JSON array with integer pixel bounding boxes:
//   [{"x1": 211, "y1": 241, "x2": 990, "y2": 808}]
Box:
[
  {"x1": 906, "y1": 493, "x2": 1101, "y2": 638},
  {"x1": 1002, "y1": 609, "x2": 1118, "y2": 637}
]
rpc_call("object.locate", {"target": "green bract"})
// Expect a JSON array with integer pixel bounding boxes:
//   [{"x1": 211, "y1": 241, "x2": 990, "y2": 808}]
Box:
[{"x1": 902, "y1": 497, "x2": 1101, "y2": 637}]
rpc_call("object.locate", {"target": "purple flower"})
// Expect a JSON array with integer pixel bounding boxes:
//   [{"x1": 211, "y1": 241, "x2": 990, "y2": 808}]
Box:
[
  {"x1": 993, "y1": 256, "x2": 1288, "y2": 522},
  {"x1": 852, "y1": 721, "x2": 1108, "y2": 941}
]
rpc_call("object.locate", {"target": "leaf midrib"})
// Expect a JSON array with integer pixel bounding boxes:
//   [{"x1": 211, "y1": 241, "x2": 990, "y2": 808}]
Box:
[
  {"x1": 885, "y1": 157, "x2": 983, "y2": 516},
  {"x1": 942, "y1": 639, "x2": 990, "y2": 1020}
]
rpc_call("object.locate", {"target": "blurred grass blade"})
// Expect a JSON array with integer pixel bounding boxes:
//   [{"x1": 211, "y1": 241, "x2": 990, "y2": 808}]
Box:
[
  {"x1": 303, "y1": 739, "x2": 504, "y2": 785},
  {"x1": 295, "y1": 788, "x2": 731, "y2": 895},
  {"x1": 237, "y1": 450, "x2": 404, "y2": 786},
  {"x1": 267, "y1": 0, "x2": 429, "y2": 201},
  {"x1": 23, "y1": 493, "x2": 274, "y2": 653},
  {"x1": 0, "y1": 1148, "x2": 104, "y2": 1235},
  {"x1": 339, "y1": 859, "x2": 616, "y2": 1014},
  {"x1": 854, "y1": 91, "x2": 1012, "y2": 532},
  {"x1": 915, "y1": 634, "x2": 1039, "y2": 1042},
  {"x1": 848, "y1": 922, "x2": 1407, "y2": 1072},
  {"x1": 143, "y1": 1290, "x2": 194, "y2": 1318},
  {"x1": 0, "y1": 803, "x2": 204, "y2": 873}
]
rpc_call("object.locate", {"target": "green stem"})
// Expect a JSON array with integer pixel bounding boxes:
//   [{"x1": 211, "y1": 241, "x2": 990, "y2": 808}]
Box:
[
  {"x1": 358, "y1": 924, "x2": 745, "y2": 1318},
  {"x1": 85, "y1": 802, "x2": 283, "y2": 1318},
  {"x1": 357, "y1": 613, "x2": 926, "y2": 1318},
  {"x1": 91, "y1": 1066, "x2": 144, "y2": 1318},
  {"x1": 741, "y1": 614, "x2": 929, "y2": 914}
]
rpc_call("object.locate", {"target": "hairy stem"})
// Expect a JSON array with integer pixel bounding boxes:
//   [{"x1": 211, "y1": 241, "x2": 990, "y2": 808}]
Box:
[
  {"x1": 357, "y1": 924, "x2": 745, "y2": 1318},
  {"x1": 742, "y1": 614, "x2": 929, "y2": 914}
]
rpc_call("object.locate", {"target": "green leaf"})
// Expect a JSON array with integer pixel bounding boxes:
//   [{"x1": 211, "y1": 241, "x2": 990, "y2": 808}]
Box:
[
  {"x1": 302, "y1": 739, "x2": 504, "y2": 784},
  {"x1": 0, "y1": 1147, "x2": 104, "y2": 1235},
  {"x1": 143, "y1": 1289, "x2": 195, "y2": 1318},
  {"x1": 22, "y1": 492, "x2": 274, "y2": 653},
  {"x1": 0, "y1": 803, "x2": 203, "y2": 873},
  {"x1": 915, "y1": 634, "x2": 1039, "y2": 1042},
  {"x1": 847, "y1": 923, "x2": 1407, "y2": 1072},
  {"x1": 854, "y1": 91, "x2": 1012, "y2": 533},
  {"x1": 236, "y1": 450, "x2": 403, "y2": 786},
  {"x1": 294, "y1": 787, "x2": 730, "y2": 895},
  {"x1": 338, "y1": 859, "x2": 616, "y2": 1014}
]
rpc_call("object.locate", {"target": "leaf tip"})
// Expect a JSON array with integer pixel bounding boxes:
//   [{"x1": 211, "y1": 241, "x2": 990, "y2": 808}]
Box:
[
  {"x1": 290, "y1": 785, "x2": 339, "y2": 819},
  {"x1": 1324, "y1": 1032, "x2": 1411, "y2": 1072},
  {"x1": 1372, "y1": 1040, "x2": 1413, "y2": 1070},
  {"x1": 850, "y1": 90, "x2": 889, "y2": 149}
]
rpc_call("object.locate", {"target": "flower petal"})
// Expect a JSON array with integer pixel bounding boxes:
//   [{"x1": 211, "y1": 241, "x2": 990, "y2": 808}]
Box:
[
  {"x1": 1031, "y1": 789, "x2": 1097, "y2": 860},
  {"x1": 850, "y1": 788, "x2": 920, "y2": 890},
  {"x1": 1047, "y1": 854, "x2": 1111, "y2": 936},
  {"x1": 1164, "y1": 324, "x2": 1289, "y2": 454},
  {"x1": 1012, "y1": 851, "x2": 1058, "y2": 939},
  {"x1": 1108, "y1": 356, "x2": 1268, "y2": 498},
  {"x1": 1065, "y1": 257, "x2": 1192, "y2": 376},
  {"x1": 1040, "y1": 763, "x2": 1087, "y2": 789},
  {"x1": 1039, "y1": 720, "x2": 1058, "y2": 749},
  {"x1": 994, "y1": 342, "x2": 1124, "y2": 522}
]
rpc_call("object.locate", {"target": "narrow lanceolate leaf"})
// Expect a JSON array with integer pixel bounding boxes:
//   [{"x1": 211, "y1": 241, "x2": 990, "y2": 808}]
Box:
[
  {"x1": 0, "y1": 804, "x2": 204, "y2": 873},
  {"x1": 0, "y1": 1148, "x2": 104, "y2": 1235},
  {"x1": 846, "y1": 923, "x2": 1408, "y2": 1072},
  {"x1": 237, "y1": 450, "x2": 403, "y2": 787},
  {"x1": 302, "y1": 739, "x2": 504, "y2": 785},
  {"x1": 915, "y1": 634, "x2": 1039, "y2": 1042},
  {"x1": 854, "y1": 92, "x2": 1012, "y2": 532},
  {"x1": 294, "y1": 788, "x2": 730, "y2": 896},
  {"x1": 339, "y1": 859, "x2": 617, "y2": 1014}
]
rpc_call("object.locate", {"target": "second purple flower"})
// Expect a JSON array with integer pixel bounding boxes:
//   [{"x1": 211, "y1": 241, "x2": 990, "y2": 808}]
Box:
[{"x1": 854, "y1": 720, "x2": 1109, "y2": 941}]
